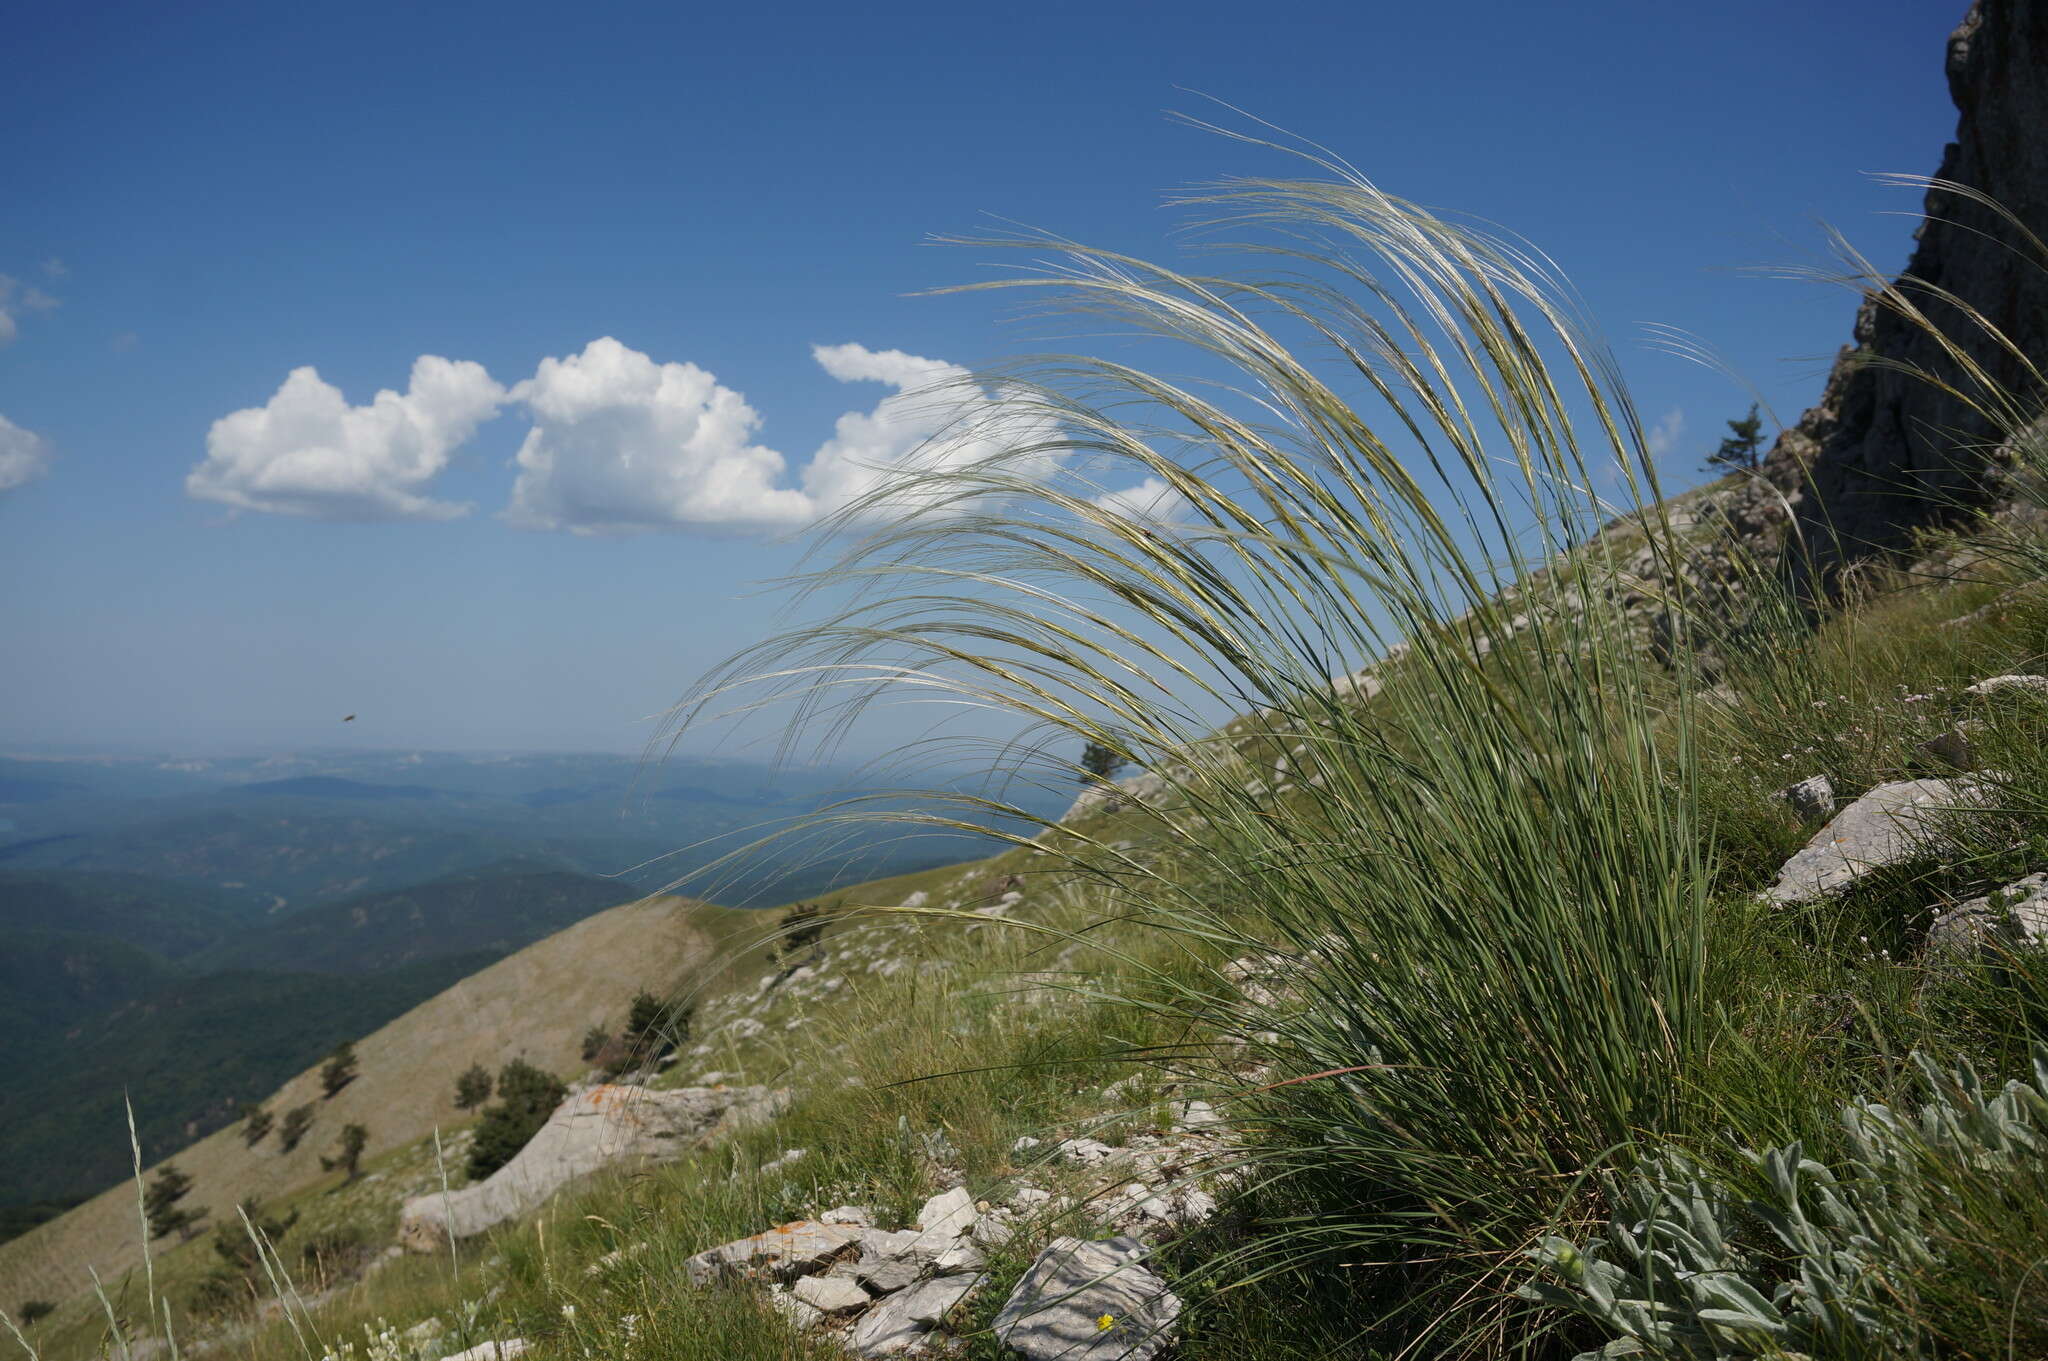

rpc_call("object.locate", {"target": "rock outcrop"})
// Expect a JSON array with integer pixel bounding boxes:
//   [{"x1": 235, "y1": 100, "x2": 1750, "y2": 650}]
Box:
[
  {"x1": 1674, "y1": 0, "x2": 2048, "y2": 600},
  {"x1": 1928, "y1": 871, "x2": 2048, "y2": 959},
  {"x1": 399, "y1": 1083, "x2": 778, "y2": 1251},
  {"x1": 992, "y1": 1235, "x2": 1183, "y2": 1361},
  {"x1": 1763, "y1": 777, "x2": 1988, "y2": 905}
]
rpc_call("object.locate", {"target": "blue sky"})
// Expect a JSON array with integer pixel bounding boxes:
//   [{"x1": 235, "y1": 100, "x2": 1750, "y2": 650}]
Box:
[{"x1": 0, "y1": 0, "x2": 1962, "y2": 758}]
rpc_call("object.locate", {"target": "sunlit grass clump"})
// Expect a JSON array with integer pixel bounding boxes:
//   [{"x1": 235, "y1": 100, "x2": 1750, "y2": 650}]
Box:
[{"x1": 673, "y1": 154, "x2": 1739, "y2": 1354}]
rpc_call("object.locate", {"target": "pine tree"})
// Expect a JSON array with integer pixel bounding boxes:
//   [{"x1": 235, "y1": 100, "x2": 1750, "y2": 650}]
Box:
[
  {"x1": 1706, "y1": 403, "x2": 1766, "y2": 472},
  {"x1": 240, "y1": 1103, "x2": 274, "y2": 1147},
  {"x1": 319, "y1": 1041, "x2": 359, "y2": 1098},
  {"x1": 453, "y1": 1062, "x2": 493, "y2": 1111},
  {"x1": 143, "y1": 1164, "x2": 203, "y2": 1241},
  {"x1": 467, "y1": 1059, "x2": 567, "y2": 1182},
  {"x1": 626, "y1": 990, "x2": 665, "y2": 1042},
  {"x1": 277, "y1": 1103, "x2": 316, "y2": 1152},
  {"x1": 580, "y1": 1024, "x2": 611, "y2": 1063},
  {"x1": 319, "y1": 1124, "x2": 369, "y2": 1181},
  {"x1": 773, "y1": 904, "x2": 830, "y2": 961},
  {"x1": 1080, "y1": 740, "x2": 1126, "y2": 782},
  {"x1": 620, "y1": 989, "x2": 690, "y2": 1055}
]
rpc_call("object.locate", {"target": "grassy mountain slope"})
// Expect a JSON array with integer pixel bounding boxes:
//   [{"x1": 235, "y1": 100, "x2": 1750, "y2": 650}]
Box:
[{"x1": 0, "y1": 892, "x2": 764, "y2": 1308}]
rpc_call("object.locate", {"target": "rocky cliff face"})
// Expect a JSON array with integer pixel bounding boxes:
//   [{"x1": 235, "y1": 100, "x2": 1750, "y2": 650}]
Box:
[{"x1": 1758, "y1": 0, "x2": 2047, "y2": 590}]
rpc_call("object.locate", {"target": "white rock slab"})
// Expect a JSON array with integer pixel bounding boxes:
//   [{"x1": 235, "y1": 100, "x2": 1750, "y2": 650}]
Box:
[
  {"x1": 902, "y1": 1186, "x2": 977, "y2": 1253},
  {"x1": 684, "y1": 1220, "x2": 862, "y2": 1285},
  {"x1": 1928, "y1": 872, "x2": 2048, "y2": 960},
  {"x1": 793, "y1": 1272, "x2": 871, "y2": 1314},
  {"x1": 1967, "y1": 674, "x2": 2048, "y2": 698},
  {"x1": 442, "y1": 1343, "x2": 530, "y2": 1361},
  {"x1": 993, "y1": 1236, "x2": 1181, "y2": 1361},
  {"x1": 400, "y1": 1085, "x2": 776, "y2": 1252},
  {"x1": 1763, "y1": 778, "x2": 1986, "y2": 905},
  {"x1": 849, "y1": 1273, "x2": 985, "y2": 1357}
]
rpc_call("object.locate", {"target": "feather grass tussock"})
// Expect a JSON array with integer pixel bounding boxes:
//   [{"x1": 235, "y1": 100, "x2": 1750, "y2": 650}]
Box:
[{"x1": 670, "y1": 152, "x2": 1727, "y2": 1355}]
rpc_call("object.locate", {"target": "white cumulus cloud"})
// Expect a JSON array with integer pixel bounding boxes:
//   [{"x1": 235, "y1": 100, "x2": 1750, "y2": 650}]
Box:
[
  {"x1": 505, "y1": 339, "x2": 1057, "y2": 535},
  {"x1": 1090, "y1": 475, "x2": 1190, "y2": 527},
  {"x1": 504, "y1": 337, "x2": 808, "y2": 534},
  {"x1": 0, "y1": 412, "x2": 53, "y2": 494},
  {"x1": 0, "y1": 274, "x2": 60, "y2": 348},
  {"x1": 1646, "y1": 407, "x2": 1686, "y2": 461},
  {"x1": 188, "y1": 357, "x2": 507, "y2": 520}
]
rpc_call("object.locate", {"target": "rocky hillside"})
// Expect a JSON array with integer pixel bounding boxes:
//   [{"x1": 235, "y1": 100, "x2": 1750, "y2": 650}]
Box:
[{"x1": 1661, "y1": 0, "x2": 2047, "y2": 598}]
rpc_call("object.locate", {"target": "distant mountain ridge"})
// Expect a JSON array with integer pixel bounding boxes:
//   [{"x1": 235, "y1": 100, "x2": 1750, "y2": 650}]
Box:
[
  {"x1": 195, "y1": 862, "x2": 633, "y2": 974},
  {"x1": 229, "y1": 775, "x2": 444, "y2": 801}
]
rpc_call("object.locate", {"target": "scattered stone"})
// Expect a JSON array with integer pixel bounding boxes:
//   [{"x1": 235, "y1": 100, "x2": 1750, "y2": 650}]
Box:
[
  {"x1": 1054, "y1": 1137, "x2": 1124, "y2": 1166},
  {"x1": 1011, "y1": 1135, "x2": 1043, "y2": 1154},
  {"x1": 1916, "y1": 726, "x2": 1979, "y2": 771},
  {"x1": 821, "y1": 1204, "x2": 878, "y2": 1227},
  {"x1": 932, "y1": 1240, "x2": 985, "y2": 1274},
  {"x1": 761, "y1": 1147, "x2": 807, "y2": 1172},
  {"x1": 793, "y1": 1273, "x2": 872, "y2": 1314},
  {"x1": 684, "y1": 1219, "x2": 862, "y2": 1285},
  {"x1": 1099, "y1": 1180, "x2": 1219, "y2": 1233},
  {"x1": 767, "y1": 1284, "x2": 825, "y2": 1331},
  {"x1": 1966, "y1": 674, "x2": 2048, "y2": 698},
  {"x1": 400, "y1": 1084, "x2": 780, "y2": 1252},
  {"x1": 971, "y1": 1215, "x2": 1017, "y2": 1248},
  {"x1": 1773, "y1": 773, "x2": 1837, "y2": 826},
  {"x1": 403, "y1": 1319, "x2": 446, "y2": 1349},
  {"x1": 1928, "y1": 872, "x2": 2048, "y2": 961},
  {"x1": 850, "y1": 1274, "x2": 986, "y2": 1357},
  {"x1": 442, "y1": 1343, "x2": 529, "y2": 1361},
  {"x1": 583, "y1": 1240, "x2": 649, "y2": 1276},
  {"x1": 850, "y1": 1254, "x2": 927, "y2": 1294},
  {"x1": 1762, "y1": 778, "x2": 1988, "y2": 906},
  {"x1": 903, "y1": 1186, "x2": 977, "y2": 1251},
  {"x1": 993, "y1": 1236, "x2": 1182, "y2": 1361}
]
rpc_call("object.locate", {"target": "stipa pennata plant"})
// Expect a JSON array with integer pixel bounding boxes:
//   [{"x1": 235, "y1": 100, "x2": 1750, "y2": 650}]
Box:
[
  {"x1": 674, "y1": 130, "x2": 1723, "y2": 1352},
  {"x1": 1523, "y1": 1047, "x2": 2048, "y2": 1360}
]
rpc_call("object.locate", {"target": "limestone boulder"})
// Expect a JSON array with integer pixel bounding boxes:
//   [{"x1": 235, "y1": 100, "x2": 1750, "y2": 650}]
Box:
[
  {"x1": 849, "y1": 1273, "x2": 985, "y2": 1357},
  {"x1": 993, "y1": 1235, "x2": 1182, "y2": 1361},
  {"x1": 1928, "y1": 872, "x2": 2048, "y2": 960},
  {"x1": 1763, "y1": 778, "x2": 1987, "y2": 906},
  {"x1": 399, "y1": 1084, "x2": 777, "y2": 1252},
  {"x1": 683, "y1": 1219, "x2": 862, "y2": 1285},
  {"x1": 1967, "y1": 674, "x2": 2048, "y2": 699}
]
